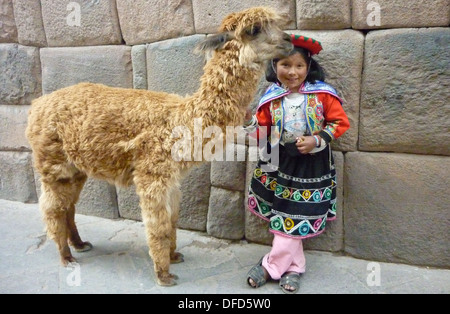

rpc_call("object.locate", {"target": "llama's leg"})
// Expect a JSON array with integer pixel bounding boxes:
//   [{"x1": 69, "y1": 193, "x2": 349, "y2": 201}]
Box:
[
  {"x1": 67, "y1": 204, "x2": 92, "y2": 252},
  {"x1": 40, "y1": 181, "x2": 75, "y2": 266},
  {"x1": 66, "y1": 173, "x2": 92, "y2": 252},
  {"x1": 140, "y1": 195, "x2": 176, "y2": 286},
  {"x1": 169, "y1": 185, "x2": 184, "y2": 264}
]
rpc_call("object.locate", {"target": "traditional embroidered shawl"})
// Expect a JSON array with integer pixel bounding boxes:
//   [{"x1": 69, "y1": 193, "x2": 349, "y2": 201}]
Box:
[
  {"x1": 257, "y1": 81, "x2": 342, "y2": 110},
  {"x1": 256, "y1": 81, "x2": 343, "y2": 147}
]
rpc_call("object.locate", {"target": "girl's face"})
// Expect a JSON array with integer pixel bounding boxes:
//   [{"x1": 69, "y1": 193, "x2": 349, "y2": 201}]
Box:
[{"x1": 276, "y1": 52, "x2": 308, "y2": 92}]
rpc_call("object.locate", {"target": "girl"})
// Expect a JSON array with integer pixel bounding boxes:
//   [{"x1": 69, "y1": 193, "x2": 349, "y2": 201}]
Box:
[{"x1": 243, "y1": 34, "x2": 350, "y2": 294}]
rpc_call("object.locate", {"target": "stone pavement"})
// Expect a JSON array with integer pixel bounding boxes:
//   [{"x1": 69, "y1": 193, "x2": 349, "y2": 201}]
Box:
[{"x1": 0, "y1": 199, "x2": 448, "y2": 294}]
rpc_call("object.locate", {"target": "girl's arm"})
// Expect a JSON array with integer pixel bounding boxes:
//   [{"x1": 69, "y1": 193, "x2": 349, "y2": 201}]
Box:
[
  {"x1": 317, "y1": 93, "x2": 350, "y2": 144},
  {"x1": 296, "y1": 93, "x2": 349, "y2": 154},
  {"x1": 242, "y1": 108, "x2": 257, "y2": 132},
  {"x1": 242, "y1": 106, "x2": 272, "y2": 140}
]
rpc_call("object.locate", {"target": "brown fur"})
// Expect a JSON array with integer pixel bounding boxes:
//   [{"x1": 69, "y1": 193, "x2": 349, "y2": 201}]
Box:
[{"x1": 25, "y1": 7, "x2": 292, "y2": 286}]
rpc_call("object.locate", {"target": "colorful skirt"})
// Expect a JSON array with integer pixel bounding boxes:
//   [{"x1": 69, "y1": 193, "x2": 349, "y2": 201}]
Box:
[{"x1": 248, "y1": 142, "x2": 337, "y2": 239}]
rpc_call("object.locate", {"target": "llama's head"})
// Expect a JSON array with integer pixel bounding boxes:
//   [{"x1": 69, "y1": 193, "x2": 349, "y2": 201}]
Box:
[{"x1": 196, "y1": 7, "x2": 293, "y2": 68}]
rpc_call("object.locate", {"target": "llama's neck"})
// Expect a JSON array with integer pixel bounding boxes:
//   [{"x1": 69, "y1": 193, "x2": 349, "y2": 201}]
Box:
[{"x1": 184, "y1": 48, "x2": 263, "y2": 129}]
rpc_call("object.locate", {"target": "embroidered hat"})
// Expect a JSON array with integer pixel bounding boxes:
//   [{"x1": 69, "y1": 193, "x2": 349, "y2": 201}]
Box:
[{"x1": 290, "y1": 34, "x2": 322, "y2": 55}]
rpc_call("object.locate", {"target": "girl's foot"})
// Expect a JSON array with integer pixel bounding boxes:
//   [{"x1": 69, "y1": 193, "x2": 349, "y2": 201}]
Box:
[
  {"x1": 279, "y1": 272, "x2": 301, "y2": 294},
  {"x1": 247, "y1": 257, "x2": 270, "y2": 288}
]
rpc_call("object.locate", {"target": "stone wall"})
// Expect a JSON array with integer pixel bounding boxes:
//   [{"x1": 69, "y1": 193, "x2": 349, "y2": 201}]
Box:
[{"x1": 0, "y1": 0, "x2": 449, "y2": 268}]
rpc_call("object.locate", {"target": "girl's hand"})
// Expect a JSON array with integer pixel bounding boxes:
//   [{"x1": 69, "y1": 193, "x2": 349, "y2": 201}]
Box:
[
  {"x1": 295, "y1": 136, "x2": 317, "y2": 154},
  {"x1": 244, "y1": 108, "x2": 253, "y2": 121}
]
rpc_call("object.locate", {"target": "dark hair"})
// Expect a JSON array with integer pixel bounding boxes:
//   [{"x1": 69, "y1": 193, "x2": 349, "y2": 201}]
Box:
[{"x1": 265, "y1": 46, "x2": 325, "y2": 84}]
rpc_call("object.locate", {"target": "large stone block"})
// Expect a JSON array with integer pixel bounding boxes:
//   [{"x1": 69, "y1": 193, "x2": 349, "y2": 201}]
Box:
[
  {"x1": 40, "y1": 0, "x2": 122, "y2": 46},
  {"x1": 304, "y1": 151, "x2": 344, "y2": 252},
  {"x1": 344, "y1": 152, "x2": 450, "y2": 268},
  {"x1": 296, "y1": 0, "x2": 351, "y2": 29},
  {"x1": 207, "y1": 187, "x2": 245, "y2": 240},
  {"x1": 245, "y1": 147, "x2": 273, "y2": 245},
  {"x1": 0, "y1": 105, "x2": 30, "y2": 151},
  {"x1": 192, "y1": 0, "x2": 296, "y2": 33},
  {"x1": 360, "y1": 28, "x2": 450, "y2": 156},
  {"x1": 245, "y1": 209, "x2": 273, "y2": 245},
  {"x1": 179, "y1": 163, "x2": 211, "y2": 231},
  {"x1": 131, "y1": 45, "x2": 147, "y2": 90},
  {"x1": 32, "y1": 169, "x2": 41, "y2": 200},
  {"x1": 40, "y1": 45, "x2": 132, "y2": 94},
  {"x1": 146, "y1": 35, "x2": 205, "y2": 96},
  {"x1": 0, "y1": 151, "x2": 37, "y2": 203},
  {"x1": 76, "y1": 179, "x2": 119, "y2": 219},
  {"x1": 210, "y1": 144, "x2": 247, "y2": 192},
  {"x1": 116, "y1": 0, "x2": 195, "y2": 45},
  {"x1": 291, "y1": 30, "x2": 364, "y2": 152},
  {"x1": 0, "y1": 44, "x2": 41, "y2": 106},
  {"x1": 0, "y1": 0, "x2": 17, "y2": 43},
  {"x1": 352, "y1": 0, "x2": 450, "y2": 30},
  {"x1": 117, "y1": 185, "x2": 141, "y2": 221},
  {"x1": 12, "y1": 0, "x2": 47, "y2": 46}
]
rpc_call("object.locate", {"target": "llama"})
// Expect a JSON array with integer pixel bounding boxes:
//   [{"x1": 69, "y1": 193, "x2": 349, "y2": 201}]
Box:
[{"x1": 26, "y1": 7, "x2": 292, "y2": 286}]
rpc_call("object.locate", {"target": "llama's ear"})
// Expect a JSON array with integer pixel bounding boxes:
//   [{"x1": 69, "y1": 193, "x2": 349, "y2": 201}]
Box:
[{"x1": 195, "y1": 33, "x2": 233, "y2": 54}]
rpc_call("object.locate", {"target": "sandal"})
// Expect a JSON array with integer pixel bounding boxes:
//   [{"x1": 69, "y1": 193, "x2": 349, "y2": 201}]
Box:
[
  {"x1": 279, "y1": 272, "x2": 302, "y2": 294},
  {"x1": 246, "y1": 257, "x2": 269, "y2": 288}
]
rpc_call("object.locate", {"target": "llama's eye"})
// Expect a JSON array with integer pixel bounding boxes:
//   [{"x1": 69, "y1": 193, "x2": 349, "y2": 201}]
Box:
[{"x1": 246, "y1": 25, "x2": 261, "y2": 36}]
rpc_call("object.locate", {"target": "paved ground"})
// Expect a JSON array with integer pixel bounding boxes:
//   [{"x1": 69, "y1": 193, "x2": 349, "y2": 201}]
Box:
[{"x1": 0, "y1": 199, "x2": 448, "y2": 294}]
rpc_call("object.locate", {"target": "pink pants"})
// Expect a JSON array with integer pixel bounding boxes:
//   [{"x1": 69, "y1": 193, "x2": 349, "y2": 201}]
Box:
[{"x1": 262, "y1": 234, "x2": 306, "y2": 280}]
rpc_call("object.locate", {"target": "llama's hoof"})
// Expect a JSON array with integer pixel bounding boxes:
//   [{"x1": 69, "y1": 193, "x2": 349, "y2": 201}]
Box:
[
  {"x1": 169, "y1": 273, "x2": 179, "y2": 280},
  {"x1": 61, "y1": 256, "x2": 77, "y2": 266},
  {"x1": 73, "y1": 241, "x2": 93, "y2": 252},
  {"x1": 157, "y1": 272, "x2": 178, "y2": 286},
  {"x1": 170, "y1": 252, "x2": 184, "y2": 264}
]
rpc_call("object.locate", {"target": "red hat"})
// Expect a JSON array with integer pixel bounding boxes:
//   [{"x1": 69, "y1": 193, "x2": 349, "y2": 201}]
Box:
[{"x1": 290, "y1": 34, "x2": 322, "y2": 55}]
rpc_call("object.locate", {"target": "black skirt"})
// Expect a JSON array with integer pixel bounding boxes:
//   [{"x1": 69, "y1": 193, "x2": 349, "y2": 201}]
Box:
[{"x1": 248, "y1": 142, "x2": 337, "y2": 239}]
